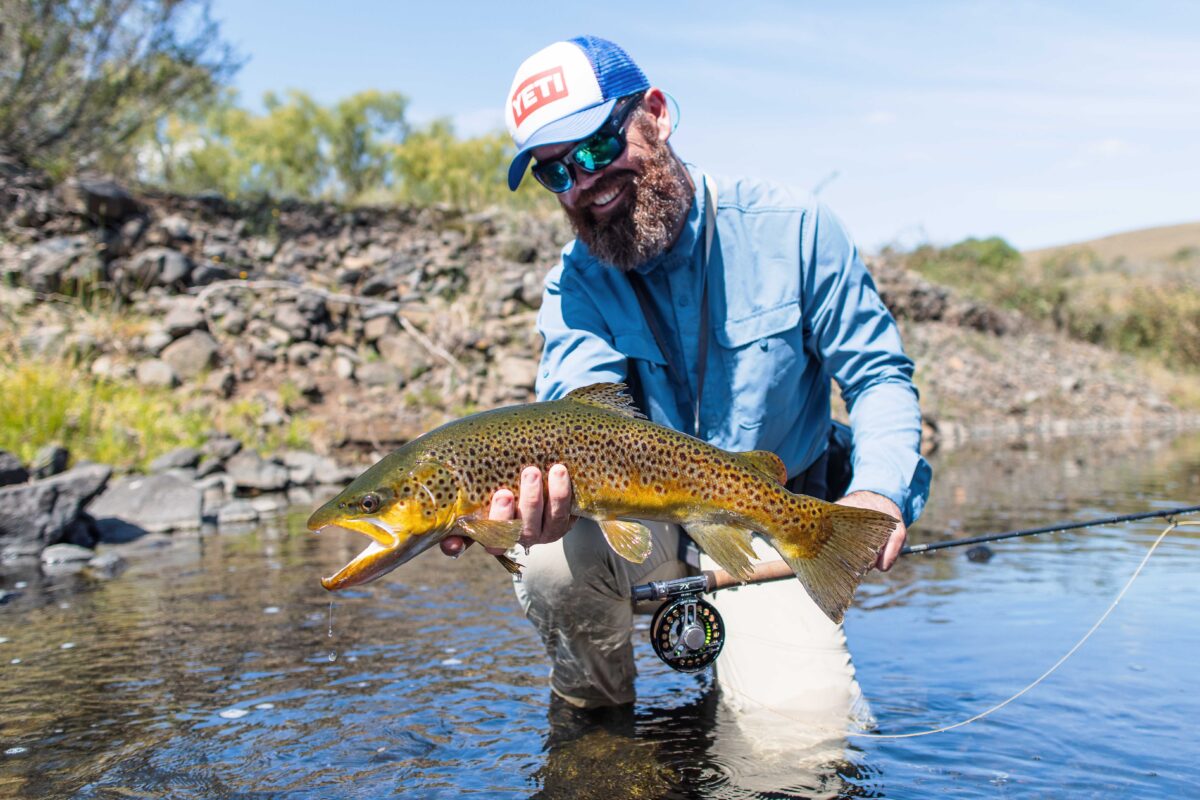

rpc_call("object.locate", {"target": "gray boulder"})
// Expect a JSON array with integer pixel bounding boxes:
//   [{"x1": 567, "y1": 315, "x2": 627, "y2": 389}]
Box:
[
  {"x1": 136, "y1": 358, "x2": 179, "y2": 388},
  {"x1": 161, "y1": 331, "x2": 219, "y2": 380},
  {"x1": 31, "y1": 444, "x2": 69, "y2": 479},
  {"x1": 0, "y1": 464, "x2": 112, "y2": 558},
  {"x1": 148, "y1": 447, "x2": 202, "y2": 473},
  {"x1": 163, "y1": 302, "x2": 207, "y2": 338},
  {"x1": 225, "y1": 450, "x2": 290, "y2": 492},
  {"x1": 124, "y1": 246, "x2": 192, "y2": 290},
  {"x1": 87, "y1": 473, "x2": 203, "y2": 539},
  {"x1": 0, "y1": 450, "x2": 29, "y2": 486},
  {"x1": 67, "y1": 177, "x2": 140, "y2": 224}
]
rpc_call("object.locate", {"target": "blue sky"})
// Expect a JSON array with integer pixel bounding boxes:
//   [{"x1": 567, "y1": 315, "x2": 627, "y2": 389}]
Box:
[{"x1": 210, "y1": 1, "x2": 1199, "y2": 252}]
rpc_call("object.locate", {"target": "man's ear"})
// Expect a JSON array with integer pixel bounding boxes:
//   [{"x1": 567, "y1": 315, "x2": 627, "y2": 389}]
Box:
[{"x1": 642, "y1": 87, "x2": 673, "y2": 143}]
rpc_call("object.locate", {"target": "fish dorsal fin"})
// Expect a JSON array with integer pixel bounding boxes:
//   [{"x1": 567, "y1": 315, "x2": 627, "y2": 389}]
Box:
[
  {"x1": 562, "y1": 383, "x2": 646, "y2": 419},
  {"x1": 737, "y1": 450, "x2": 788, "y2": 485}
]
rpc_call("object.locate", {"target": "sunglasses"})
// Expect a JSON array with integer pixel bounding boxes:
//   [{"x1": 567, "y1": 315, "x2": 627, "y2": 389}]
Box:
[{"x1": 530, "y1": 92, "x2": 645, "y2": 193}]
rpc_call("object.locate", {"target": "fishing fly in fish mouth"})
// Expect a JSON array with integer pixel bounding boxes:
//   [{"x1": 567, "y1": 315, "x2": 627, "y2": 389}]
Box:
[{"x1": 308, "y1": 383, "x2": 898, "y2": 623}]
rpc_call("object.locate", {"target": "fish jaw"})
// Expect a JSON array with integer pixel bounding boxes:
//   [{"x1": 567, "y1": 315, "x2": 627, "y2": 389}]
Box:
[{"x1": 312, "y1": 515, "x2": 447, "y2": 591}]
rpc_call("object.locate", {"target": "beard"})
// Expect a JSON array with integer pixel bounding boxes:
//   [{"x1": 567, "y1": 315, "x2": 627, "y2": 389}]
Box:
[{"x1": 562, "y1": 119, "x2": 693, "y2": 272}]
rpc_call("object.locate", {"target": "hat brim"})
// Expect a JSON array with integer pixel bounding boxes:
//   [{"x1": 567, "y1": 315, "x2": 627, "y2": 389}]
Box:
[{"x1": 507, "y1": 98, "x2": 618, "y2": 191}]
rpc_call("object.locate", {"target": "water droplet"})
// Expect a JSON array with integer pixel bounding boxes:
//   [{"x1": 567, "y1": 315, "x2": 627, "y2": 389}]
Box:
[
  {"x1": 328, "y1": 600, "x2": 334, "y2": 638},
  {"x1": 263, "y1": 606, "x2": 280, "y2": 615},
  {"x1": 5, "y1": 747, "x2": 27, "y2": 756},
  {"x1": 60, "y1": 643, "x2": 75, "y2": 650},
  {"x1": 218, "y1": 708, "x2": 249, "y2": 719},
  {"x1": 328, "y1": 650, "x2": 337, "y2": 662}
]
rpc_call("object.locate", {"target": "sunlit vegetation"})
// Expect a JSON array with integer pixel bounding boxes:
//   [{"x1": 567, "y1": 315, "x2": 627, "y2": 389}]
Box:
[{"x1": 900, "y1": 237, "x2": 1200, "y2": 371}]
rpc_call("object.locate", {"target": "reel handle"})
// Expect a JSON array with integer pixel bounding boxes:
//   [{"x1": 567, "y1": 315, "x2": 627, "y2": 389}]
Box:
[{"x1": 631, "y1": 560, "x2": 796, "y2": 602}]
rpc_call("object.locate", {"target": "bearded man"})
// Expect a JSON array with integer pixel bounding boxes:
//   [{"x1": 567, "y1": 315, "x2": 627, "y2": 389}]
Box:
[{"x1": 441, "y1": 36, "x2": 931, "y2": 718}]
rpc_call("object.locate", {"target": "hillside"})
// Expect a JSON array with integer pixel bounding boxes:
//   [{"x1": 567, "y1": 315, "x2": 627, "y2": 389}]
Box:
[
  {"x1": 1024, "y1": 221, "x2": 1200, "y2": 268},
  {"x1": 2, "y1": 165, "x2": 1198, "y2": 475}
]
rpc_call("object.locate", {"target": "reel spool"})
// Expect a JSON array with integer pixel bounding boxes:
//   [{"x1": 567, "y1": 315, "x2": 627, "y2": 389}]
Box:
[{"x1": 649, "y1": 593, "x2": 725, "y2": 672}]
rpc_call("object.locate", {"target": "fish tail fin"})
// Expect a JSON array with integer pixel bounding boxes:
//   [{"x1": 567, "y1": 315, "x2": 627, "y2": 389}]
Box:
[{"x1": 772, "y1": 500, "x2": 897, "y2": 624}]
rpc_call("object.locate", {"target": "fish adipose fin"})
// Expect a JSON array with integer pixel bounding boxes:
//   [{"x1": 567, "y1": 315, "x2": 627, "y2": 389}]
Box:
[
  {"x1": 598, "y1": 519, "x2": 653, "y2": 563},
  {"x1": 736, "y1": 450, "x2": 788, "y2": 484},
  {"x1": 685, "y1": 522, "x2": 759, "y2": 581},
  {"x1": 777, "y1": 504, "x2": 897, "y2": 624},
  {"x1": 563, "y1": 383, "x2": 647, "y2": 419},
  {"x1": 456, "y1": 518, "x2": 523, "y2": 550}
]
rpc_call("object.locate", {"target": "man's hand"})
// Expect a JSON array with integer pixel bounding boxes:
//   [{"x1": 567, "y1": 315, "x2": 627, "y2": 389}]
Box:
[
  {"x1": 836, "y1": 490, "x2": 906, "y2": 571},
  {"x1": 439, "y1": 464, "x2": 576, "y2": 557}
]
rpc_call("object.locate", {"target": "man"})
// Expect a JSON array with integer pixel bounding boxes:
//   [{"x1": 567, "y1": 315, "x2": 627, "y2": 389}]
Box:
[{"x1": 441, "y1": 35, "x2": 930, "y2": 713}]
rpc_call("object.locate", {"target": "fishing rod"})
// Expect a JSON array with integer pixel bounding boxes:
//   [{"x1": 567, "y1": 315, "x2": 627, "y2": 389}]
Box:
[{"x1": 632, "y1": 503, "x2": 1200, "y2": 672}]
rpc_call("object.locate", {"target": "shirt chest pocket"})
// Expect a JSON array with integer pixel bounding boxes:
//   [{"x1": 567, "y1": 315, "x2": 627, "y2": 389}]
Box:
[{"x1": 714, "y1": 301, "x2": 805, "y2": 430}]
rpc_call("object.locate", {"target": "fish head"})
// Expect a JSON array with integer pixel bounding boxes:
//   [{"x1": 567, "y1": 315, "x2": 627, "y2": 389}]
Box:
[{"x1": 308, "y1": 455, "x2": 463, "y2": 591}]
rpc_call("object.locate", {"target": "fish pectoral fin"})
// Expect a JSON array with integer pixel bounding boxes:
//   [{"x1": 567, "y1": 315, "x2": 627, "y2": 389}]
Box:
[
  {"x1": 456, "y1": 518, "x2": 523, "y2": 550},
  {"x1": 684, "y1": 522, "x2": 759, "y2": 582},
  {"x1": 598, "y1": 519, "x2": 653, "y2": 564},
  {"x1": 494, "y1": 553, "x2": 524, "y2": 576}
]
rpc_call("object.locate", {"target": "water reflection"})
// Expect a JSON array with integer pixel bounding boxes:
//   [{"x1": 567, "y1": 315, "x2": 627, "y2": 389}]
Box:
[{"x1": 0, "y1": 431, "x2": 1197, "y2": 798}]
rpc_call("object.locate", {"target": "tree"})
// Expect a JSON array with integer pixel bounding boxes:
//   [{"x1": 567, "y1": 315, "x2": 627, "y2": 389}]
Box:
[{"x1": 0, "y1": 0, "x2": 239, "y2": 172}]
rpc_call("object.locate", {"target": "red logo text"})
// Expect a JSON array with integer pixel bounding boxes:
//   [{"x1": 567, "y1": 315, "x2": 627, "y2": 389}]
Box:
[{"x1": 511, "y1": 67, "x2": 568, "y2": 127}]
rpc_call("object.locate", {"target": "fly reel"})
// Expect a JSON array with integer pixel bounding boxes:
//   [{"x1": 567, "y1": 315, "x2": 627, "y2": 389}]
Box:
[{"x1": 649, "y1": 593, "x2": 725, "y2": 672}]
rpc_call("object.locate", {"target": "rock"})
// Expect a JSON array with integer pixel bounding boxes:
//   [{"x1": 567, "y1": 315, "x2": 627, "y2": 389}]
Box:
[
  {"x1": 41, "y1": 543, "x2": 94, "y2": 564},
  {"x1": 966, "y1": 545, "x2": 995, "y2": 563},
  {"x1": 148, "y1": 447, "x2": 202, "y2": 473},
  {"x1": 158, "y1": 214, "x2": 194, "y2": 242},
  {"x1": 87, "y1": 473, "x2": 203, "y2": 536},
  {"x1": 86, "y1": 551, "x2": 127, "y2": 579},
  {"x1": 272, "y1": 304, "x2": 311, "y2": 342},
  {"x1": 202, "y1": 436, "x2": 243, "y2": 462},
  {"x1": 31, "y1": 444, "x2": 69, "y2": 479},
  {"x1": 0, "y1": 464, "x2": 112, "y2": 558},
  {"x1": 66, "y1": 177, "x2": 140, "y2": 224},
  {"x1": 142, "y1": 329, "x2": 174, "y2": 355},
  {"x1": 215, "y1": 499, "x2": 259, "y2": 526},
  {"x1": 204, "y1": 367, "x2": 236, "y2": 398},
  {"x1": 163, "y1": 302, "x2": 207, "y2": 338},
  {"x1": 333, "y1": 354, "x2": 356, "y2": 379},
  {"x1": 315, "y1": 457, "x2": 357, "y2": 485},
  {"x1": 20, "y1": 235, "x2": 92, "y2": 294},
  {"x1": 161, "y1": 331, "x2": 220, "y2": 380},
  {"x1": 281, "y1": 450, "x2": 321, "y2": 485},
  {"x1": 124, "y1": 246, "x2": 193, "y2": 290},
  {"x1": 287, "y1": 342, "x2": 321, "y2": 366},
  {"x1": 190, "y1": 260, "x2": 234, "y2": 286},
  {"x1": 224, "y1": 450, "x2": 290, "y2": 492},
  {"x1": 0, "y1": 451, "x2": 29, "y2": 486},
  {"x1": 355, "y1": 360, "x2": 404, "y2": 389},
  {"x1": 217, "y1": 308, "x2": 248, "y2": 335},
  {"x1": 20, "y1": 325, "x2": 67, "y2": 357},
  {"x1": 135, "y1": 359, "x2": 179, "y2": 388},
  {"x1": 376, "y1": 333, "x2": 430, "y2": 376},
  {"x1": 363, "y1": 314, "x2": 400, "y2": 342}
]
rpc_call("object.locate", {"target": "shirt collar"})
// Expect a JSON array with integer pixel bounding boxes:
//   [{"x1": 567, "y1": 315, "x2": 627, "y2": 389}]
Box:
[{"x1": 633, "y1": 163, "x2": 706, "y2": 276}]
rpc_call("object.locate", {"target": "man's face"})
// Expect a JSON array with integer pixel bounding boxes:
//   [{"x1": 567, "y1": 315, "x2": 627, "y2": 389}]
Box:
[{"x1": 531, "y1": 108, "x2": 692, "y2": 271}]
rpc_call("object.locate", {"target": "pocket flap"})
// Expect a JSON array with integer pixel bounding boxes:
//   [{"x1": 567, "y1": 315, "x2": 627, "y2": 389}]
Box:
[
  {"x1": 716, "y1": 301, "x2": 801, "y2": 349},
  {"x1": 613, "y1": 331, "x2": 667, "y2": 365}
]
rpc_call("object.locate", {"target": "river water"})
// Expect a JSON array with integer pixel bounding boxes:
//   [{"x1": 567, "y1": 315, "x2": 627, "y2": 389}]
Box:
[{"x1": 1, "y1": 431, "x2": 1198, "y2": 799}]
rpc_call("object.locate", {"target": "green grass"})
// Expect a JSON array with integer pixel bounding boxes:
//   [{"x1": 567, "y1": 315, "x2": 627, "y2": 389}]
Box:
[{"x1": 0, "y1": 359, "x2": 211, "y2": 470}]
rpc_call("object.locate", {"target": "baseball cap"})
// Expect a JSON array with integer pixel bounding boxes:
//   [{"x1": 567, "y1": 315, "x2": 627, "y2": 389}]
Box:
[{"x1": 504, "y1": 35, "x2": 649, "y2": 191}]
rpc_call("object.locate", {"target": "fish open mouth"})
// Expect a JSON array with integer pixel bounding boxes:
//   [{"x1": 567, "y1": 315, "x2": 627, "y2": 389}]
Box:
[{"x1": 312, "y1": 518, "x2": 408, "y2": 591}]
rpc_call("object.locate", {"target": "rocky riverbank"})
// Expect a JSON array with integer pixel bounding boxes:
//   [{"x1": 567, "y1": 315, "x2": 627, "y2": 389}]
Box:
[{"x1": 2, "y1": 161, "x2": 1197, "y2": 570}]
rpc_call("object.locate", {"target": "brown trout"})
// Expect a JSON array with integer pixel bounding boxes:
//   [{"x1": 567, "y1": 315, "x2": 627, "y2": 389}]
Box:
[{"x1": 308, "y1": 383, "x2": 897, "y2": 622}]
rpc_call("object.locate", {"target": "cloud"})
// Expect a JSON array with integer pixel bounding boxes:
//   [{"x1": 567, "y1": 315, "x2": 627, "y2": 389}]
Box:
[
  {"x1": 1062, "y1": 137, "x2": 1138, "y2": 168},
  {"x1": 864, "y1": 110, "x2": 896, "y2": 126}
]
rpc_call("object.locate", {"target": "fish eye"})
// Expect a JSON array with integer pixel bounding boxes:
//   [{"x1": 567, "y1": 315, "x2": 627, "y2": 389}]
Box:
[{"x1": 360, "y1": 493, "x2": 381, "y2": 514}]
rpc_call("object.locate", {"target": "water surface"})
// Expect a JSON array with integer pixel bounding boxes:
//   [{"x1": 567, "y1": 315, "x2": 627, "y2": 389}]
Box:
[{"x1": 2, "y1": 431, "x2": 1198, "y2": 798}]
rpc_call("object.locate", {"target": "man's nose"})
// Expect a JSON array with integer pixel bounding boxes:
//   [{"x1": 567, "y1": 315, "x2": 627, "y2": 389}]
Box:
[{"x1": 565, "y1": 165, "x2": 605, "y2": 201}]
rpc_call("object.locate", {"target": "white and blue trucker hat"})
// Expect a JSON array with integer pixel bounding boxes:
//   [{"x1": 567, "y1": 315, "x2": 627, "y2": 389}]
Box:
[{"x1": 505, "y1": 35, "x2": 649, "y2": 190}]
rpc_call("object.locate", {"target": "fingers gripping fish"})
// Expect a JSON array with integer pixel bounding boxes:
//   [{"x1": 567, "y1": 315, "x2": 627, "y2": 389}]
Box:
[{"x1": 307, "y1": 383, "x2": 897, "y2": 623}]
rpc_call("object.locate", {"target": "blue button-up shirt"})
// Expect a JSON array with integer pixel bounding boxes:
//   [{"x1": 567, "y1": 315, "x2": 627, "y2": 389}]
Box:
[{"x1": 535, "y1": 165, "x2": 930, "y2": 524}]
